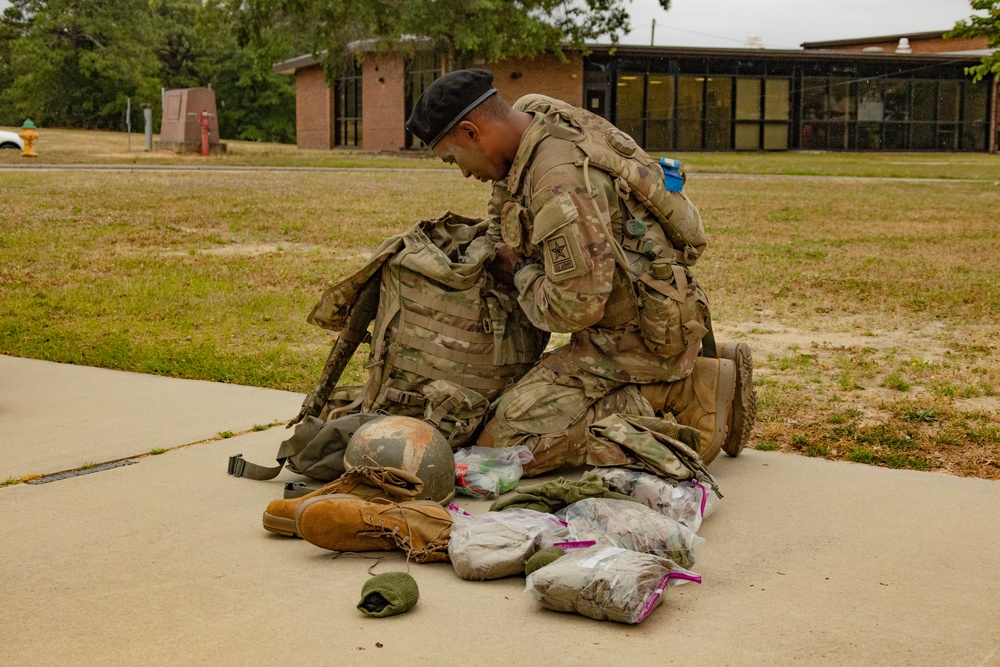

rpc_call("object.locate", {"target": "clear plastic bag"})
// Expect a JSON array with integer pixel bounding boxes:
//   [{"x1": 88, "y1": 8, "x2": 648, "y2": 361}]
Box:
[
  {"x1": 525, "y1": 545, "x2": 701, "y2": 624},
  {"x1": 586, "y1": 468, "x2": 718, "y2": 532},
  {"x1": 556, "y1": 498, "x2": 704, "y2": 568},
  {"x1": 446, "y1": 506, "x2": 570, "y2": 580},
  {"x1": 454, "y1": 445, "x2": 534, "y2": 499}
]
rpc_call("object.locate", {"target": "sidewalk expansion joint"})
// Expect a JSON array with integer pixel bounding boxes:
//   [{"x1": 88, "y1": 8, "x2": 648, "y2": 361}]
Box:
[{"x1": 26, "y1": 460, "x2": 138, "y2": 484}]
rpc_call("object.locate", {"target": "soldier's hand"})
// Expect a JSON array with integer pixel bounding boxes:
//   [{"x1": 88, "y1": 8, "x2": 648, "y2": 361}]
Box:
[{"x1": 490, "y1": 243, "x2": 519, "y2": 286}]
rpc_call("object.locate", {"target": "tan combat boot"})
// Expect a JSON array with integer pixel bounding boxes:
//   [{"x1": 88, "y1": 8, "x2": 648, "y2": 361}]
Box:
[
  {"x1": 262, "y1": 465, "x2": 424, "y2": 537},
  {"x1": 719, "y1": 341, "x2": 757, "y2": 457},
  {"x1": 640, "y1": 357, "x2": 736, "y2": 465},
  {"x1": 295, "y1": 495, "x2": 453, "y2": 563}
]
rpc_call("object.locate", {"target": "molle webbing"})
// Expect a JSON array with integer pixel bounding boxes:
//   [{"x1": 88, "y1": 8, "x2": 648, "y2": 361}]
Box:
[{"x1": 362, "y1": 215, "x2": 546, "y2": 416}]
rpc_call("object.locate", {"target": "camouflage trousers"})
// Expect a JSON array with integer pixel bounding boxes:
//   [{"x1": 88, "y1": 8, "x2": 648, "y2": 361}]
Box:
[{"x1": 478, "y1": 361, "x2": 658, "y2": 476}]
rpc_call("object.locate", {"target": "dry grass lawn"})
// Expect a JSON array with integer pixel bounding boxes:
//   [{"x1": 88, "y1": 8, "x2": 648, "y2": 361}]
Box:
[{"x1": 1, "y1": 145, "x2": 998, "y2": 480}]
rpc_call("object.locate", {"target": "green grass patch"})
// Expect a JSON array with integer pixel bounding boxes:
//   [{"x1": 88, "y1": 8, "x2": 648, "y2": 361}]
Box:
[
  {"x1": 882, "y1": 373, "x2": 911, "y2": 392},
  {"x1": 218, "y1": 431, "x2": 236, "y2": 439},
  {"x1": 756, "y1": 440, "x2": 780, "y2": 451}
]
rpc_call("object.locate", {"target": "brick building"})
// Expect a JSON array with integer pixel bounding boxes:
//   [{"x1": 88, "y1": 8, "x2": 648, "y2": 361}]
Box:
[{"x1": 275, "y1": 30, "x2": 998, "y2": 153}]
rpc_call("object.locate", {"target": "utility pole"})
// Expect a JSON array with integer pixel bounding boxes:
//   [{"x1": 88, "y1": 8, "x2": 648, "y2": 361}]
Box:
[{"x1": 651, "y1": 19, "x2": 656, "y2": 46}]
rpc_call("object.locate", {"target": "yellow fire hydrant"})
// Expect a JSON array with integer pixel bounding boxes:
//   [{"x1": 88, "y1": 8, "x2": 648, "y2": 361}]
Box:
[{"x1": 19, "y1": 119, "x2": 38, "y2": 158}]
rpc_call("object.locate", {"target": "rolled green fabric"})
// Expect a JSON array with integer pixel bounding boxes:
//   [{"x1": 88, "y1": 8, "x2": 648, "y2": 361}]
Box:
[
  {"x1": 524, "y1": 546, "x2": 566, "y2": 576},
  {"x1": 357, "y1": 572, "x2": 419, "y2": 618}
]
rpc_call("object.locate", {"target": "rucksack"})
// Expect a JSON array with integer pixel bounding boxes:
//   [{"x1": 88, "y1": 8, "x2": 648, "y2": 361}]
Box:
[{"x1": 228, "y1": 212, "x2": 548, "y2": 483}]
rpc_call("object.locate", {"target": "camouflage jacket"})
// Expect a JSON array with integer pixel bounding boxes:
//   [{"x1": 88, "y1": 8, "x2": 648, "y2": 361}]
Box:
[{"x1": 487, "y1": 95, "x2": 703, "y2": 384}]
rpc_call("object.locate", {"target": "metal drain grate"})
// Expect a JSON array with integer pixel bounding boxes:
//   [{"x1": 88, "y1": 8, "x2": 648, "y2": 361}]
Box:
[{"x1": 27, "y1": 460, "x2": 138, "y2": 484}]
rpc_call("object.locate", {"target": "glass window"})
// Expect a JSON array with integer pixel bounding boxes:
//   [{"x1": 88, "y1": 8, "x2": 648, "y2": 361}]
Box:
[
  {"x1": 676, "y1": 76, "x2": 704, "y2": 150},
  {"x1": 646, "y1": 76, "x2": 675, "y2": 150},
  {"x1": 764, "y1": 79, "x2": 790, "y2": 120},
  {"x1": 735, "y1": 78, "x2": 761, "y2": 120},
  {"x1": 883, "y1": 80, "x2": 911, "y2": 123},
  {"x1": 404, "y1": 52, "x2": 441, "y2": 148},
  {"x1": 800, "y1": 122, "x2": 826, "y2": 150},
  {"x1": 705, "y1": 77, "x2": 731, "y2": 150},
  {"x1": 857, "y1": 80, "x2": 884, "y2": 122},
  {"x1": 937, "y1": 81, "x2": 960, "y2": 123},
  {"x1": 912, "y1": 80, "x2": 936, "y2": 121},
  {"x1": 801, "y1": 77, "x2": 828, "y2": 122},
  {"x1": 962, "y1": 81, "x2": 989, "y2": 150},
  {"x1": 829, "y1": 79, "x2": 854, "y2": 122},
  {"x1": 763, "y1": 123, "x2": 788, "y2": 150},
  {"x1": 616, "y1": 73, "x2": 645, "y2": 146},
  {"x1": 735, "y1": 122, "x2": 758, "y2": 149},
  {"x1": 856, "y1": 122, "x2": 882, "y2": 150},
  {"x1": 335, "y1": 60, "x2": 362, "y2": 147}
]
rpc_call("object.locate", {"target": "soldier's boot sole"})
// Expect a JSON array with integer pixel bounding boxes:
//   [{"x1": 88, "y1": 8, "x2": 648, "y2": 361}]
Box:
[{"x1": 720, "y1": 341, "x2": 757, "y2": 457}]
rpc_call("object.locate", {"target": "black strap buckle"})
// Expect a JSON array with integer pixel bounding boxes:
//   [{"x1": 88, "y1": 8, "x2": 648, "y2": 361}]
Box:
[{"x1": 228, "y1": 453, "x2": 246, "y2": 477}]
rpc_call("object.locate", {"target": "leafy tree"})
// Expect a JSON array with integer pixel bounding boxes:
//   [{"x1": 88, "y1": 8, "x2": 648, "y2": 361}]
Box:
[
  {"x1": 0, "y1": 0, "x2": 297, "y2": 141},
  {"x1": 230, "y1": 0, "x2": 666, "y2": 79},
  {"x1": 946, "y1": 0, "x2": 1000, "y2": 82},
  {"x1": 0, "y1": 0, "x2": 162, "y2": 129}
]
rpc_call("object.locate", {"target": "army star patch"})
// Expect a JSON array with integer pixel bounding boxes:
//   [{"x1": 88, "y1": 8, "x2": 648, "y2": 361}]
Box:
[{"x1": 546, "y1": 234, "x2": 576, "y2": 274}]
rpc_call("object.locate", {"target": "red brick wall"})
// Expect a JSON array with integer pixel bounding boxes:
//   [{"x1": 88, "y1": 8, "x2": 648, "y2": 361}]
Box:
[
  {"x1": 488, "y1": 53, "x2": 584, "y2": 107},
  {"x1": 295, "y1": 66, "x2": 333, "y2": 149},
  {"x1": 362, "y1": 53, "x2": 407, "y2": 151}
]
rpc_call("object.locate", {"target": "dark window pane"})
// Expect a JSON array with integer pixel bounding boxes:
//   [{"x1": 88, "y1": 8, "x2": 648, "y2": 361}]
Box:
[
  {"x1": 800, "y1": 122, "x2": 827, "y2": 149},
  {"x1": 884, "y1": 122, "x2": 908, "y2": 150},
  {"x1": 828, "y1": 122, "x2": 850, "y2": 150},
  {"x1": 911, "y1": 122, "x2": 934, "y2": 149},
  {"x1": 677, "y1": 120, "x2": 702, "y2": 150},
  {"x1": 829, "y1": 79, "x2": 855, "y2": 122},
  {"x1": 705, "y1": 121, "x2": 730, "y2": 150},
  {"x1": 857, "y1": 122, "x2": 882, "y2": 150},
  {"x1": 883, "y1": 80, "x2": 911, "y2": 122},
  {"x1": 937, "y1": 81, "x2": 960, "y2": 123},
  {"x1": 646, "y1": 119, "x2": 674, "y2": 151},
  {"x1": 912, "y1": 81, "x2": 935, "y2": 121},
  {"x1": 801, "y1": 77, "x2": 828, "y2": 121},
  {"x1": 964, "y1": 81, "x2": 989, "y2": 123}
]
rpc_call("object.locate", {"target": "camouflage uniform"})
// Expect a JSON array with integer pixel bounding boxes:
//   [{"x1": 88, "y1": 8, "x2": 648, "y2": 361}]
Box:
[{"x1": 478, "y1": 95, "x2": 707, "y2": 475}]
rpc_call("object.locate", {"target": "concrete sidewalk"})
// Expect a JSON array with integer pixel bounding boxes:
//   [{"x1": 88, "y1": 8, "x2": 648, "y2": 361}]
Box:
[{"x1": 1, "y1": 357, "x2": 998, "y2": 666}]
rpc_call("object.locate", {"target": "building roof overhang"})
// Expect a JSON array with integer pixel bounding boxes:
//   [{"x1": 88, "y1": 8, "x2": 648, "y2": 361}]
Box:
[
  {"x1": 800, "y1": 30, "x2": 951, "y2": 49},
  {"x1": 584, "y1": 42, "x2": 986, "y2": 65}
]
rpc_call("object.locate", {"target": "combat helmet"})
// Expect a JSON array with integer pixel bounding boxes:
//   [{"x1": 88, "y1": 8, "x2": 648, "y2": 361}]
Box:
[{"x1": 344, "y1": 416, "x2": 455, "y2": 504}]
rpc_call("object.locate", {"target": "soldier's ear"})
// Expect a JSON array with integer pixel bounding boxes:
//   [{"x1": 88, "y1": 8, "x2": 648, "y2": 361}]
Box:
[{"x1": 455, "y1": 120, "x2": 480, "y2": 143}]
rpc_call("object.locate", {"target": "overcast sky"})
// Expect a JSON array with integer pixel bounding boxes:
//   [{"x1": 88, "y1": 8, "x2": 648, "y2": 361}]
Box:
[{"x1": 616, "y1": 0, "x2": 980, "y2": 49}]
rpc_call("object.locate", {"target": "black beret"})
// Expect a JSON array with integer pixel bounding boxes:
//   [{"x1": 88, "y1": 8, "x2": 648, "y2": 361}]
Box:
[{"x1": 406, "y1": 69, "x2": 497, "y2": 147}]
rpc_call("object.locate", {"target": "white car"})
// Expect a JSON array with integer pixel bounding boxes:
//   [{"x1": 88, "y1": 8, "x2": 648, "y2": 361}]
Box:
[{"x1": 0, "y1": 130, "x2": 24, "y2": 150}]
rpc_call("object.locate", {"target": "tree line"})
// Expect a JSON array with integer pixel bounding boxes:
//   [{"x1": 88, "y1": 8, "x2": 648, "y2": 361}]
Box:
[{"x1": 0, "y1": 0, "x2": 306, "y2": 142}]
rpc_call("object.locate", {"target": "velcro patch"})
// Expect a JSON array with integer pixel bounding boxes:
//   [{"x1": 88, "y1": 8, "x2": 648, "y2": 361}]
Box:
[{"x1": 543, "y1": 226, "x2": 588, "y2": 281}]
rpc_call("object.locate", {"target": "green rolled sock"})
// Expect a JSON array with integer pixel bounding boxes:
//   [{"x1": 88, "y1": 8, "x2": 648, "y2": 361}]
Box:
[
  {"x1": 358, "y1": 572, "x2": 419, "y2": 618},
  {"x1": 524, "y1": 546, "x2": 566, "y2": 576}
]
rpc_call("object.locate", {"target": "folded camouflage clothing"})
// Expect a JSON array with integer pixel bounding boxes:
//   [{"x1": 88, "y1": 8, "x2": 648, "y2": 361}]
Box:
[
  {"x1": 488, "y1": 476, "x2": 637, "y2": 514},
  {"x1": 584, "y1": 468, "x2": 718, "y2": 533},
  {"x1": 447, "y1": 508, "x2": 570, "y2": 580},
  {"x1": 556, "y1": 498, "x2": 704, "y2": 568},
  {"x1": 525, "y1": 545, "x2": 701, "y2": 624}
]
